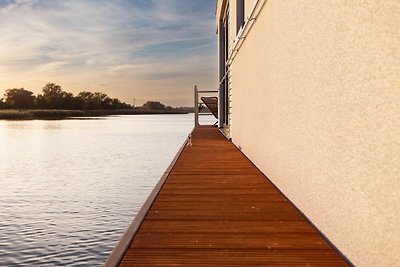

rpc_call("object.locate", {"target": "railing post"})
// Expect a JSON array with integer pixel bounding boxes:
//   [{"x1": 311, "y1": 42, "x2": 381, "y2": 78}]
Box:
[{"x1": 194, "y1": 85, "x2": 199, "y2": 127}]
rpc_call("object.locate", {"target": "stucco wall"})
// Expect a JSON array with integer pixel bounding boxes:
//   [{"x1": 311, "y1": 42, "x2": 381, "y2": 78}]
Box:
[
  {"x1": 244, "y1": 0, "x2": 257, "y2": 18},
  {"x1": 229, "y1": 0, "x2": 400, "y2": 266}
]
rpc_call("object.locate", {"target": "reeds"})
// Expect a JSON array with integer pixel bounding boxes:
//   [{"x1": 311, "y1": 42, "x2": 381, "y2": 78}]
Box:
[
  {"x1": 0, "y1": 109, "x2": 189, "y2": 120},
  {"x1": 0, "y1": 110, "x2": 34, "y2": 119},
  {"x1": 0, "y1": 110, "x2": 85, "y2": 119}
]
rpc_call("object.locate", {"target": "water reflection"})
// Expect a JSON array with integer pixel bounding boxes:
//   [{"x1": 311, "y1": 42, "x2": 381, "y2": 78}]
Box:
[
  {"x1": 42, "y1": 121, "x2": 63, "y2": 130},
  {"x1": 0, "y1": 114, "x2": 215, "y2": 266}
]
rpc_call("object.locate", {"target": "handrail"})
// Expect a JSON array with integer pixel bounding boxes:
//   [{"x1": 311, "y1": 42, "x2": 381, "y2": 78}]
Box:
[
  {"x1": 218, "y1": 71, "x2": 229, "y2": 86},
  {"x1": 218, "y1": 0, "x2": 265, "y2": 85},
  {"x1": 226, "y1": 0, "x2": 267, "y2": 66},
  {"x1": 197, "y1": 90, "x2": 218, "y2": 93}
]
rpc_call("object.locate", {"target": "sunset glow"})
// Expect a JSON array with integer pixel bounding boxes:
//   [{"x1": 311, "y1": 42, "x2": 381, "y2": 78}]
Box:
[{"x1": 0, "y1": 0, "x2": 217, "y2": 106}]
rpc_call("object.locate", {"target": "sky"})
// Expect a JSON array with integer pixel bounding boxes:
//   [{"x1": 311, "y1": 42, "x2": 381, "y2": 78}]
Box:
[{"x1": 0, "y1": 0, "x2": 217, "y2": 106}]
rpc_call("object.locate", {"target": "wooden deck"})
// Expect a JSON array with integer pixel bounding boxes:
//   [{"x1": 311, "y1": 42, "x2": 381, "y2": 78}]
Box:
[{"x1": 112, "y1": 127, "x2": 349, "y2": 266}]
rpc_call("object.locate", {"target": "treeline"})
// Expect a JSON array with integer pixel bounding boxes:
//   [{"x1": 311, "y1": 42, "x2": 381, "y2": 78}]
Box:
[
  {"x1": 141, "y1": 101, "x2": 194, "y2": 113},
  {"x1": 0, "y1": 83, "x2": 131, "y2": 110}
]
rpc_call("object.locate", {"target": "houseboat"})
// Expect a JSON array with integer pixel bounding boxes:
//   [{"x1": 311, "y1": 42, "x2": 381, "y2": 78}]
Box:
[
  {"x1": 105, "y1": 1, "x2": 399, "y2": 266},
  {"x1": 215, "y1": 0, "x2": 399, "y2": 266}
]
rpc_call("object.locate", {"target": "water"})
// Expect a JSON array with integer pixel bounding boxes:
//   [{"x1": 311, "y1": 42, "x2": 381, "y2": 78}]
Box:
[{"x1": 0, "y1": 114, "x2": 215, "y2": 266}]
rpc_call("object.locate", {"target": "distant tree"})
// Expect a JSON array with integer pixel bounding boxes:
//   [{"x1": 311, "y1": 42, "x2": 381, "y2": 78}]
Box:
[
  {"x1": 142, "y1": 101, "x2": 165, "y2": 110},
  {"x1": 2, "y1": 83, "x2": 131, "y2": 110},
  {"x1": 42, "y1": 83, "x2": 62, "y2": 96},
  {"x1": 34, "y1": 94, "x2": 46, "y2": 109},
  {"x1": 76, "y1": 91, "x2": 131, "y2": 110},
  {"x1": 71, "y1": 96, "x2": 84, "y2": 110},
  {"x1": 100, "y1": 95, "x2": 113, "y2": 109},
  {"x1": 4, "y1": 88, "x2": 35, "y2": 109},
  {"x1": 61, "y1": 92, "x2": 75, "y2": 109},
  {"x1": 94, "y1": 92, "x2": 113, "y2": 110},
  {"x1": 39, "y1": 83, "x2": 60, "y2": 108},
  {"x1": 0, "y1": 98, "x2": 5, "y2": 109},
  {"x1": 110, "y1": 98, "x2": 131, "y2": 109},
  {"x1": 39, "y1": 83, "x2": 74, "y2": 109},
  {"x1": 77, "y1": 91, "x2": 109, "y2": 109},
  {"x1": 77, "y1": 91, "x2": 94, "y2": 109}
]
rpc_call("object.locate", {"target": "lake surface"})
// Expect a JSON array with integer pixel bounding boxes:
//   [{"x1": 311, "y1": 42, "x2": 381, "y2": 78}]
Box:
[{"x1": 0, "y1": 114, "x2": 215, "y2": 266}]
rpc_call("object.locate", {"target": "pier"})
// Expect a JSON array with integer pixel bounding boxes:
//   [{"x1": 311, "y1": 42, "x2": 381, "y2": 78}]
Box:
[{"x1": 105, "y1": 126, "x2": 348, "y2": 266}]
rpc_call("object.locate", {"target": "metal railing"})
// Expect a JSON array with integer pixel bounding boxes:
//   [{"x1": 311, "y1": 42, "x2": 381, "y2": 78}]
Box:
[{"x1": 194, "y1": 85, "x2": 218, "y2": 127}]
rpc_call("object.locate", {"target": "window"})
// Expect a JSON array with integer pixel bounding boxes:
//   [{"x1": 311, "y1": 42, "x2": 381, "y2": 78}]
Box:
[{"x1": 236, "y1": 0, "x2": 245, "y2": 34}]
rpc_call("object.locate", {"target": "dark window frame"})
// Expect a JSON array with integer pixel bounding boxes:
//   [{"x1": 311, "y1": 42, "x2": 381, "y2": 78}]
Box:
[{"x1": 236, "y1": 0, "x2": 245, "y2": 34}]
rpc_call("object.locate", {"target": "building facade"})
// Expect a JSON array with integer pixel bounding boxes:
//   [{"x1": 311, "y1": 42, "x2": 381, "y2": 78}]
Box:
[{"x1": 216, "y1": 0, "x2": 400, "y2": 266}]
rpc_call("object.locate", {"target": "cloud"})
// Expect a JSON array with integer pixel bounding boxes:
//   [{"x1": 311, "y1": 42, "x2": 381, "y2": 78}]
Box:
[{"x1": 0, "y1": 0, "x2": 217, "y2": 106}]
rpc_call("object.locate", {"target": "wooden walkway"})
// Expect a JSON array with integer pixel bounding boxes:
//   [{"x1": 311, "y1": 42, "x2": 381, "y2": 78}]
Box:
[{"x1": 112, "y1": 127, "x2": 349, "y2": 266}]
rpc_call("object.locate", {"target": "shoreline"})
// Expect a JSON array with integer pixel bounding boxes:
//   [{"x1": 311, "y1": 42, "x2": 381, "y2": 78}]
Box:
[{"x1": 0, "y1": 109, "x2": 191, "y2": 120}]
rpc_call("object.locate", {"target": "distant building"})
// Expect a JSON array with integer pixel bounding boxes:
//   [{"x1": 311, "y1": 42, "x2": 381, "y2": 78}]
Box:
[{"x1": 215, "y1": 1, "x2": 399, "y2": 266}]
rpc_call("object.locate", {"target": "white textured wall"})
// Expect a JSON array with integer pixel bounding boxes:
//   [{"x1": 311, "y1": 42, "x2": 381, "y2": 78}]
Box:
[{"x1": 230, "y1": 0, "x2": 400, "y2": 266}]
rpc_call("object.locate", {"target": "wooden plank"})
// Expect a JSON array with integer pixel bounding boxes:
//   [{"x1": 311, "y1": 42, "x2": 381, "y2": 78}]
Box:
[
  {"x1": 131, "y1": 233, "x2": 333, "y2": 250},
  {"x1": 166, "y1": 174, "x2": 273, "y2": 184},
  {"x1": 163, "y1": 182, "x2": 274, "y2": 188},
  {"x1": 159, "y1": 187, "x2": 279, "y2": 195},
  {"x1": 155, "y1": 193, "x2": 285, "y2": 202},
  {"x1": 150, "y1": 201, "x2": 295, "y2": 211},
  {"x1": 145, "y1": 209, "x2": 304, "y2": 221},
  {"x1": 114, "y1": 127, "x2": 349, "y2": 266},
  {"x1": 138, "y1": 220, "x2": 315, "y2": 234},
  {"x1": 120, "y1": 249, "x2": 347, "y2": 266}
]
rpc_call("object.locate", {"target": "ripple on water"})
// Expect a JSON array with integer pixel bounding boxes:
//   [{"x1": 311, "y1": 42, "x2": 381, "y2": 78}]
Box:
[{"x1": 0, "y1": 115, "x2": 205, "y2": 266}]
